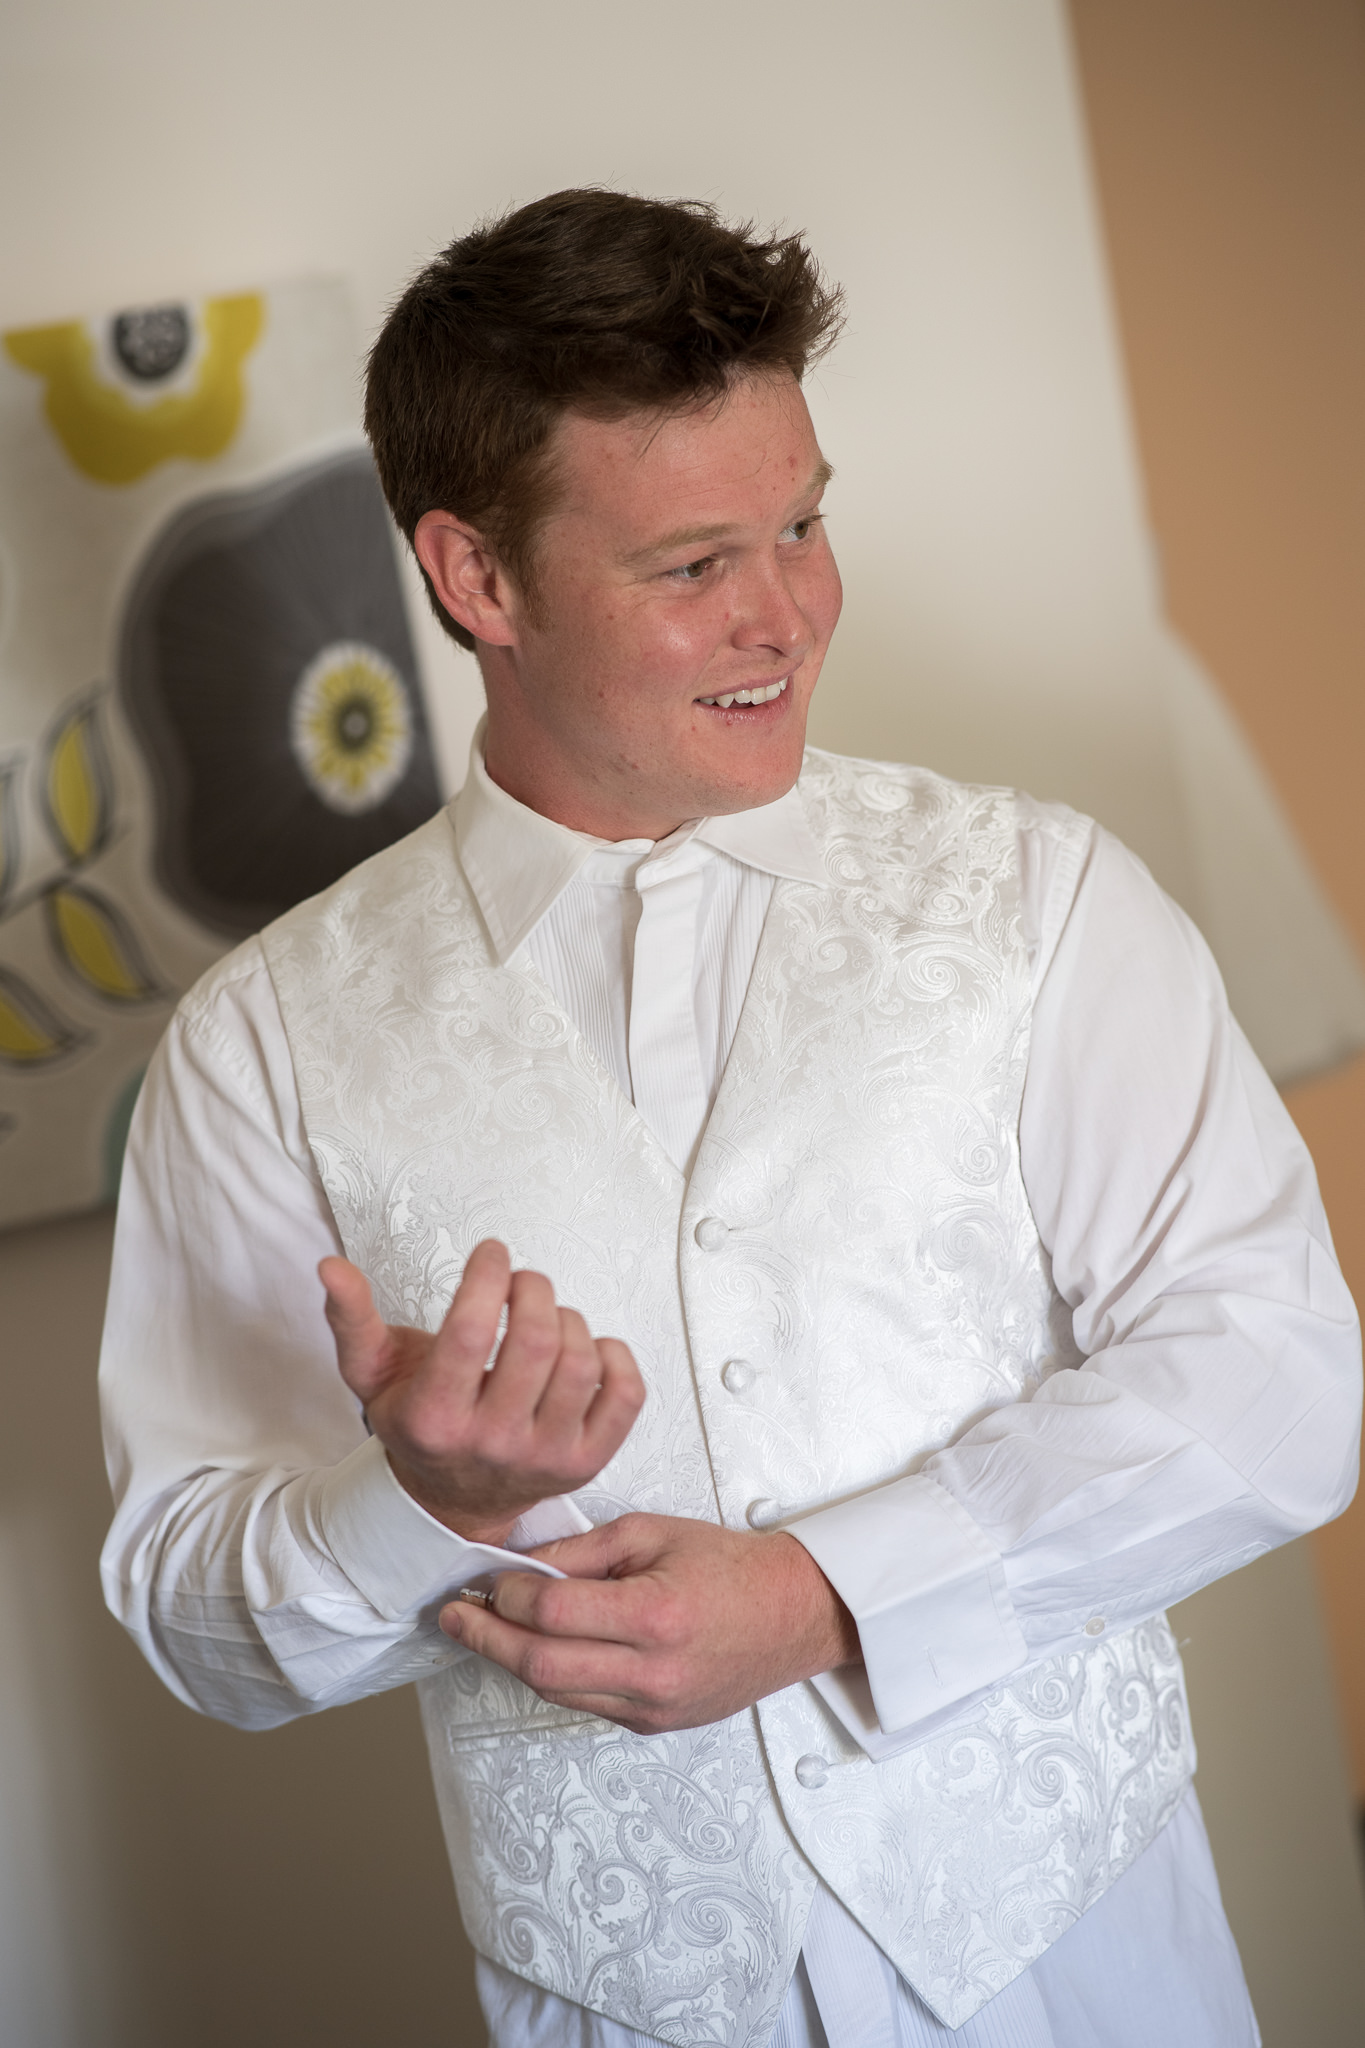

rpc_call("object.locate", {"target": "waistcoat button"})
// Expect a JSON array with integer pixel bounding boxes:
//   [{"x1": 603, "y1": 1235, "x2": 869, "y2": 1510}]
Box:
[
  {"x1": 746, "y1": 1497, "x2": 780, "y2": 1529},
  {"x1": 721, "y1": 1358, "x2": 754, "y2": 1393},
  {"x1": 794, "y1": 1754, "x2": 829, "y2": 1790},
  {"x1": 1083, "y1": 1615, "x2": 1106, "y2": 1637},
  {"x1": 694, "y1": 1216, "x2": 729, "y2": 1250}
]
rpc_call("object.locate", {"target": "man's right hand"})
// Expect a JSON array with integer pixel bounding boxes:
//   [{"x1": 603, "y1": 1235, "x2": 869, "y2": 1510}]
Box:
[{"x1": 319, "y1": 1240, "x2": 645, "y2": 1547}]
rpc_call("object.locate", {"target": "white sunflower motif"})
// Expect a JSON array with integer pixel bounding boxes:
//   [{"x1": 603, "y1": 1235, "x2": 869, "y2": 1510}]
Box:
[{"x1": 289, "y1": 642, "x2": 413, "y2": 815}]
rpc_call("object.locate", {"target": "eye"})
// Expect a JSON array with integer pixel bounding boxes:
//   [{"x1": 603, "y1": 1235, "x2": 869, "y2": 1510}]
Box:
[
  {"x1": 779, "y1": 513, "x2": 823, "y2": 545},
  {"x1": 668, "y1": 555, "x2": 715, "y2": 584}
]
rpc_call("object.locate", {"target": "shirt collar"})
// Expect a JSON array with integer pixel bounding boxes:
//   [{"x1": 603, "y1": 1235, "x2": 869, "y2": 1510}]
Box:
[
  {"x1": 449, "y1": 719, "x2": 826, "y2": 964},
  {"x1": 694, "y1": 794, "x2": 825, "y2": 885}
]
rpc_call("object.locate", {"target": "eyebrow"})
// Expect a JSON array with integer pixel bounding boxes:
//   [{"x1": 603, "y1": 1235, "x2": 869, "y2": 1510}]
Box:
[{"x1": 621, "y1": 458, "x2": 834, "y2": 568}]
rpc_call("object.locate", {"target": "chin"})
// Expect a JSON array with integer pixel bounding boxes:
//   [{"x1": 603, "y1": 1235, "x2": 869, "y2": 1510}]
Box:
[{"x1": 691, "y1": 760, "x2": 802, "y2": 817}]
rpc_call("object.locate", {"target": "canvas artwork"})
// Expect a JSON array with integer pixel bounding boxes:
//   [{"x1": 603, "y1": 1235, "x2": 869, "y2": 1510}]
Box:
[{"x1": 0, "y1": 279, "x2": 442, "y2": 1231}]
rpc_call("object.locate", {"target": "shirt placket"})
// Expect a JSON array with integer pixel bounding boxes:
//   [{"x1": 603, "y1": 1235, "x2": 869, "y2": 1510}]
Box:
[{"x1": 628, "y1": 851, "x2": 709, "y2": 1175}]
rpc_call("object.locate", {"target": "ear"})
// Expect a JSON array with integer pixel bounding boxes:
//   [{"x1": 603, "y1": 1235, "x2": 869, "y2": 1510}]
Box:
[{"x1": 413, "y1": 511, "x2": 520, "y2": 648}]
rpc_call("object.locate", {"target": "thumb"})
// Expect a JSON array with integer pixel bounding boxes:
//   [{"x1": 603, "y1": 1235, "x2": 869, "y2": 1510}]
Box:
[{"x1": 319, "y1": 1257, "x2": 391, "y2": 1402}]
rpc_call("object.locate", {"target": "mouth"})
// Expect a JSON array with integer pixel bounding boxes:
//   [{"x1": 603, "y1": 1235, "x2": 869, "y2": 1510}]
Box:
[{"x1": 696, "y1": 677, "x2": 789, "y2": 710}]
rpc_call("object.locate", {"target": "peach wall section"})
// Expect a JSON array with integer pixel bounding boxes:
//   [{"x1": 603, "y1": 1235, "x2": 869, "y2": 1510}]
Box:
[{"x1": 1069, "y1": 0, "x2": 1365, "y2": 1796}]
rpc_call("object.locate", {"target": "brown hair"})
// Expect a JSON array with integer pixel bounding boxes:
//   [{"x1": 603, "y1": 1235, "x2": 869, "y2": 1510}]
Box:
[{"x1": 364, "y1": 188, "x2": 843, "y2": 650}]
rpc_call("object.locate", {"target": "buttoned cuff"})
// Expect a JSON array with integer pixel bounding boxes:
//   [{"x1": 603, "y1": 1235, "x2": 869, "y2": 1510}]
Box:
[
  {"x1": 788, "y1": 1472, "x2": 1028, "y2": 1735},
  {"x1": 315, "y1": 1436, "x2": 590, "y2": 1622}
]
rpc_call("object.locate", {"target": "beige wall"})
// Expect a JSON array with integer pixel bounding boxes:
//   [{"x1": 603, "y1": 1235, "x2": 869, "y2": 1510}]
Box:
[
  {"x1": 4, "y1": 4, "x2": 1365, "y2": 2044},
  {"x1": 1068, "y1": 0, "x2": 1365, "y2": 1798}
]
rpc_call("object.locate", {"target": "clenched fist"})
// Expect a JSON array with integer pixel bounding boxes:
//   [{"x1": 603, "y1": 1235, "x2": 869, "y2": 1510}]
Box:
[{"x1": 320, "y1": 1239, "x2": 645, "y2": 1545}]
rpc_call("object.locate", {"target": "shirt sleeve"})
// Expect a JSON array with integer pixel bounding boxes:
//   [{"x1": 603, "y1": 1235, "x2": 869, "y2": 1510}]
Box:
[
  {"x1": 790, "y1": 819, "x2": 1362, "y2": 1742},
  {"x1": 98, "y1": 941, "x2": 584, "y2": 1729}
]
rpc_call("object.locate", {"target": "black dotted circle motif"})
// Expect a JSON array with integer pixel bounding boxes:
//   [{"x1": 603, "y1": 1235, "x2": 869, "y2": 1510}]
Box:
[{"x1": 112, "y1": 306, "x2": 191, "y2": 382}]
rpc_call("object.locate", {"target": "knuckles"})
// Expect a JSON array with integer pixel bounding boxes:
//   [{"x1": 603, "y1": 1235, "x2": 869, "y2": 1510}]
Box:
[
  {"x1": 613, "y1": 1376, "x2": 647, "y2": 1417},
  {"x1": 637, "y1": 1589, "x2": 690, "y2": 1652},
  {"x1": 612, "y1": 1679, "x2": 692, "y2": 1736},
  {"x1": 620, "y1": 1709, "x2": 673, "y2": 1737},
  {"x1": 526, "y1": 1581, "x2": 574, "y2": 1635},
  {"x1": 506, "y1": 1326, "x2": 561, "y2": 1368},
  {"x1": 443, "y1": 1309, "x2": 497, "y2": 1357},
  {"x1": 518, "y1": 1643, "x2": 563, "y2": 1696},
  {"x1": 632, "y1": 1659, "x2": 688, "y2": 1715}
]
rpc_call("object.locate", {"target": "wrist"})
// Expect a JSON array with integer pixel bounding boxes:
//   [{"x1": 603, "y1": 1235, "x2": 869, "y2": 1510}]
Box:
[
  {"x1": 385, "y1": 1453, "x2": 520, "y2": 1547},
  {"x1": 770, "y1": 1532, "x2": 860, "y2": 1677}
]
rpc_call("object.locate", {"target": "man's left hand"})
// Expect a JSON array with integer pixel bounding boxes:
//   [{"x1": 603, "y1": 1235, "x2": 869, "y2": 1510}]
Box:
[{"x1": 438, "y1": 1513, "x2": 859, "y2": 1734}]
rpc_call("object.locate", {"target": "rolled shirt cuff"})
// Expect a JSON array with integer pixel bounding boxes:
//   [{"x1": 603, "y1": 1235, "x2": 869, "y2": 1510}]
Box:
[
  {"x1": 788, "y1": 1472, "x2": 1028, "y2": 1735},
  {"x1": 315, "y1": 1435, "x2": 591, "y2": 1622}
]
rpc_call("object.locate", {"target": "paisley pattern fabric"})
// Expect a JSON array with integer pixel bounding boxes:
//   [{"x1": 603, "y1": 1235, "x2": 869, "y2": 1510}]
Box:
[
  {"x1": 754, "y1": 1613, "x2": 1190, "y2": 2024},
  {"x1": 261, "y1": 749, "x2": 1194, "y2": 2040},
  {"x1": 423, "y1": 1701, "x2": 817, "y2": 2047}
]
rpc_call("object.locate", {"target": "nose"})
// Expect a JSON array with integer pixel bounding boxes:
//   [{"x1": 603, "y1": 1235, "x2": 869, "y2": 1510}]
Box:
[{"x1": 732, "y1": 555, "x2": 814, "y2": 663}]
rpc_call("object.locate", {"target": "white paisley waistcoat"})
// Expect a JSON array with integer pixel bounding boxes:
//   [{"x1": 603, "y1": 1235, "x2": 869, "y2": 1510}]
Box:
[{"x1": 261, "y1": 749, "x2": 1193, "y2": 2044}]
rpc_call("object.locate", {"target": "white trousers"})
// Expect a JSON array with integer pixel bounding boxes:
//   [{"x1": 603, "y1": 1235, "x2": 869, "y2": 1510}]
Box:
[{"x1": 475, "y1": 1786, "x2": 1260, "y2": 2047}]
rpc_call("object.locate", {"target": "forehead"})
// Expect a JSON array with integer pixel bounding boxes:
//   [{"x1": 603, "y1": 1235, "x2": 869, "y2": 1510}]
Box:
[{"x1": 547, "y1": 374, "x2": 822, "y2": 539}]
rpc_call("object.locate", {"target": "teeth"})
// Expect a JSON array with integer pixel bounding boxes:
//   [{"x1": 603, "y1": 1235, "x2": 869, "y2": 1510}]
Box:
[{"x1": 698, "y1": 678, "x2": 789, "y2": 708}]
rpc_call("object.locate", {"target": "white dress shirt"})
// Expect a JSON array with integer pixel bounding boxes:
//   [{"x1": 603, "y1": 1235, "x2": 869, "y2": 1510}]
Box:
[{"x1": 100, "y1": 739, "x2": 1353, "y2": 2046}]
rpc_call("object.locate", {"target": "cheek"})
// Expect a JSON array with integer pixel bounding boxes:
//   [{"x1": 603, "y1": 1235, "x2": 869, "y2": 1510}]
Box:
[
  {"x1": 794, "y1": 554, "x2": 843, "y2": 650},
  {"x1": 543, "y1": 596, "x2": 660, "y2": 703},
  {"x1": 631, "y1": 602, "x2": 727, "y2": 680}
]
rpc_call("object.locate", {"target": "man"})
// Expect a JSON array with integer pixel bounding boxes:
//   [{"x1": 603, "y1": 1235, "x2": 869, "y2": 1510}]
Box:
[{"x1": 101, "y1": 191, "x2": 1360, "y2": 2047}]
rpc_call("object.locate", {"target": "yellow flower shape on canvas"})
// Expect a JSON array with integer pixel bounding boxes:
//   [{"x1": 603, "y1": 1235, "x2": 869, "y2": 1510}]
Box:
[{"x1": 4, "y1": 294, "x2": 264, "y2": 484}]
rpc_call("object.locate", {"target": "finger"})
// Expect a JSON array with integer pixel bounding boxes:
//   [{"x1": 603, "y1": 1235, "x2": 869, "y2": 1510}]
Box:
[
  {"x1": 530, "y1": 1308, "x2": 609, "y2": 1438},
  {"x1": 428, "y1": 1239, "x2": 513, "y2": 1395},
  {"x1": 529, "y1": 1512, "x2": 662, "y2": 1581},
  {"x1": 487, "y1": 1566, "x2": 662, "y2": 1647},
  {"x1": 320, "y1": 1258, "x2": 392, "y2": 1402},
  {"x1": 478, "y1": 1267, "x2": 562, "y2": 1418},
  {"x1": 440, "y1": 1598, "x2": 653, "y2": 1703},
  {"x1": 578, "y1": 1338, "x2": 647, "y2": 1465}
]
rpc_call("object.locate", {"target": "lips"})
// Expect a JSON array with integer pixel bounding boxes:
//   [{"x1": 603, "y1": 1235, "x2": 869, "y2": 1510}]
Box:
[{"x1": 696, "y1": 677, "x2": 789, "y2": 709}]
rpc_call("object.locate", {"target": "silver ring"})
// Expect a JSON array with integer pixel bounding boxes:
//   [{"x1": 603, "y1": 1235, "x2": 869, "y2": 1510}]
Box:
[{"x1": 456, "y1": 1586, "x2": 495, "y2": 1610}]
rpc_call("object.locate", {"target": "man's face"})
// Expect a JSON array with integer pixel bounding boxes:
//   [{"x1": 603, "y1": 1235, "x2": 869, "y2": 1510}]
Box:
[{"x1": 480, "y1": 372, "x2": 842, "y2": 838}]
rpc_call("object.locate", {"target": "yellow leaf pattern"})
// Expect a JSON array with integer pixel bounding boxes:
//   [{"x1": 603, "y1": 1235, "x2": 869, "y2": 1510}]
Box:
[
  {"x1": 45, "y1": 882, "x2": 160, "y2": 1002},
  {"x1": 0, "y1": 966, "x2": 83, "y2": 1064},
  {"x1": 4, "y1": 295, "x2": 263, "y2": 485},
  {"x1": 44, "y1": 697, "x2": 112, "y2": 864}
]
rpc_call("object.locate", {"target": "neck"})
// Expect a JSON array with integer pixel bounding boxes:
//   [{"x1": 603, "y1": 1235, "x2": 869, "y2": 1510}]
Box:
[
  {"x1": 480, "y1": 738, "x2": 689, "y2": 843},
  {"x1": 478, "y1": 656, "x2": 690, "y2": 840}
]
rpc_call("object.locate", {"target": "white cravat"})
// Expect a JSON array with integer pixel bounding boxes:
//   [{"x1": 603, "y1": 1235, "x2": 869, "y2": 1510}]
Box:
[
  {"x1": 519, "y1": 828, "x2": 777, "y2": 1177},
  {"x1": 456, "y1": 731, "x2": 821, "y2": 1177},
  {"x1": 627, "y1": 851, "x2": 710, "y2": 1172}
]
